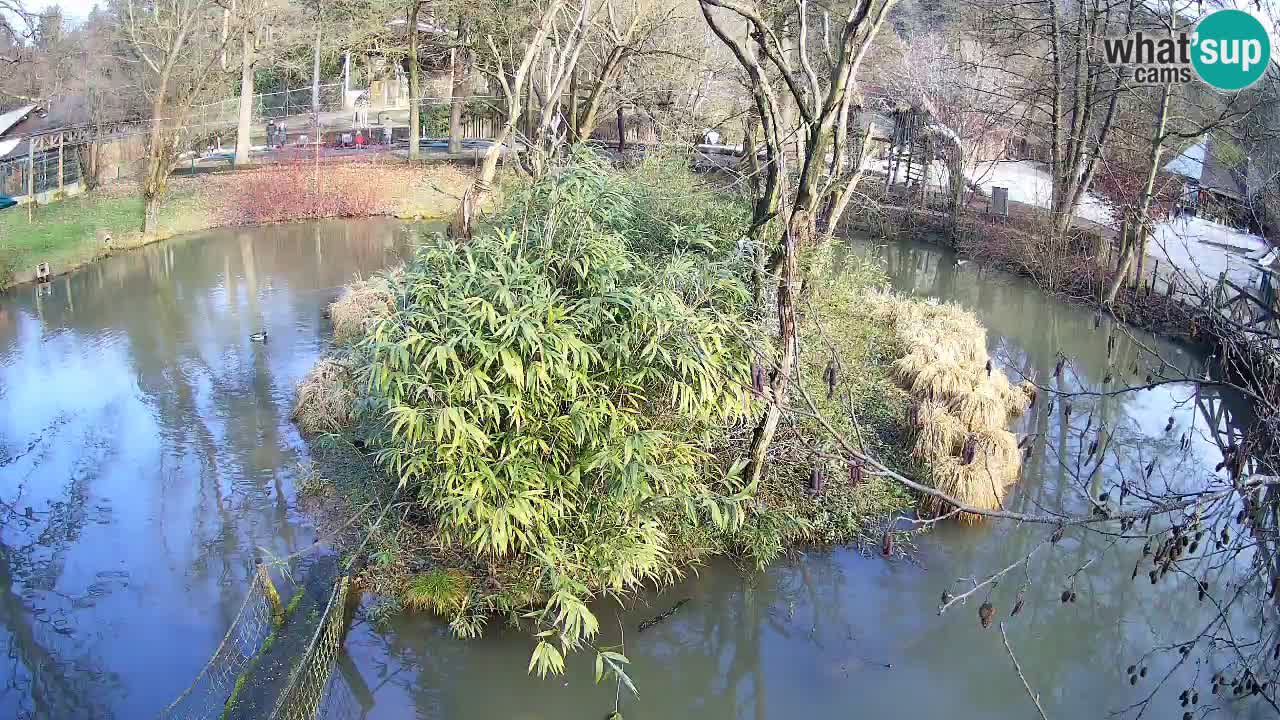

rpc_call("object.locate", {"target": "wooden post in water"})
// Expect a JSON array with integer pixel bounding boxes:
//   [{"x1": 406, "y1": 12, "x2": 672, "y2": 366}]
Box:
[{"x1": 257, "y1": 563, "x2": 285, "y2": 625}]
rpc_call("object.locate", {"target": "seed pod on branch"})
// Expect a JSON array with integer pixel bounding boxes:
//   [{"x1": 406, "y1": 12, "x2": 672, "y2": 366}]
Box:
[
  {"x1": 978, "y1": 602, "x2": 995, "y2": 628},
  {"x1": 823, "y1": 359, "x2": 838, "y2": 399},
  {"x1": 751, "y1": 362, "x2": 765, "y2": 397},
  {"x1": 810, "y1": 466, "x2": 825, "y2": 495}
]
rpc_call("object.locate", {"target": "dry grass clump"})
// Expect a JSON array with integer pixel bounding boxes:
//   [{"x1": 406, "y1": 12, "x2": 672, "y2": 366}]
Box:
[
  {"x1": 948, "y1": 379, "x2": 1010, "y2": 431},
  {"x1": 967, "y1": 427, "x2": 1021, "y2": 472},
  {"x1": 293, "y1": 358, "x2": 356, "y2": 435},
  {"x1": 330, "y1": 278, "x2": 394, "y2": 343},
  {"x1": 872, "y1": 292, "x2": 1033, "y2": 522},
  {"x1": 923, "y1": 456, "x2": 1008, "y2": 524},
  {"x1": 908, "y1": 400, "x2": 965, "y2": 463}
]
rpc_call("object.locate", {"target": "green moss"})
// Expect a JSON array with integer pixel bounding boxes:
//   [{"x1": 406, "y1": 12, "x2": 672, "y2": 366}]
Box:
[
  {"x1": 220, "y1": 667, "x2": 251, "y2": 719},
  {"x1": 284, "y1": 588, "x2": 305, "y2": 616}
]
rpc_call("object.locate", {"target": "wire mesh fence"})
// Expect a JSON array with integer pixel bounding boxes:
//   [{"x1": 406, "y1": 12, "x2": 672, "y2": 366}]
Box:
[
  {"x1": 157, "y1": 573, "x2": 275, "y2": 720},
  {"x1": 269, "y1": 575, "x2": 351, "y2": 720},
  {"x1": 189, "y1": 84, "x2": 347, "y2": 128}
]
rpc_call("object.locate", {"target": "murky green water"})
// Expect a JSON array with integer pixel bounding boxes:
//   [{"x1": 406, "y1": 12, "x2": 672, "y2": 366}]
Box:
[{"x1": 0, "y1": 221, "x2": 1262, "y2": 719}]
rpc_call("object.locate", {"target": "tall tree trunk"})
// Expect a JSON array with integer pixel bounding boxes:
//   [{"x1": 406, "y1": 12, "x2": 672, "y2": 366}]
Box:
[
  {"x1": 824, "y1": 128, "x2": 874, "y2": 234},
  {"x1": 572, "y1": 48, "x2": 627, "y2": 144},
  {"x1": 142, "y1": 92, "x2": 170, "y2": 235},
  {"x1": 408, "y1": 1, "x2": 421, "y2": 161},
  {"x1": 234, "y1": 26, "x2": 256, "y2": 167},
  {"x1": 567, "y1": 63, "x2": 579, "y2": 142},
  {"x1": 447, "y1": 16, "x2": 469, "y2": 154},
  {"x1": 616, "y1": 105, "x2": 625, "y2": 154},
  {"x1": 311, "y1": 15, "x2": 322, "y2": 129},
  {"x1": 1104, "y1": 83, "x2": 1172, "y2": 304}
]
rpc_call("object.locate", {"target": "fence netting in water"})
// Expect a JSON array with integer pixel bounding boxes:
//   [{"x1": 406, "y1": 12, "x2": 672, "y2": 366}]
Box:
[
  {"x1": 269, "y1": 576, "x2": 351, "y2": 720},
  {"x1": 157, "y1": 573, "x2": 274, "y2": 720},
  {"x1": 157, "y1": 572, "x2": 358, "y2": 720}
]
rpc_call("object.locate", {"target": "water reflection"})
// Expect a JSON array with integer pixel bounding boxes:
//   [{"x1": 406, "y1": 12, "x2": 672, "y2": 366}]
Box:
[
  {"x1": 0, "y1": 219, "x2": 429, "y2": 718},
  {"x1": 348, "y1": 234, "x2": 1263, "y2": 719},
  {"x1": 0, "y1": 221, "x2": 1265, "y2": 720}
]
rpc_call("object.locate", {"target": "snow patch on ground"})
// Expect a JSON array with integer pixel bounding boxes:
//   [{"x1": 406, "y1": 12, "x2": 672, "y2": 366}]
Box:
[
  {"x1": 967, "y1": 160, "x2": 1116, "y2": 227},
  {"x1": 1147, "y1": 216, "x2": 1270, "y2": 295}
]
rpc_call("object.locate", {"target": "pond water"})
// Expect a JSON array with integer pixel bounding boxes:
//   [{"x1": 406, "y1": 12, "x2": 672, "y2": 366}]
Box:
[{"x1": 0, "y1": 220, "x2": 1264, "y2": 719}]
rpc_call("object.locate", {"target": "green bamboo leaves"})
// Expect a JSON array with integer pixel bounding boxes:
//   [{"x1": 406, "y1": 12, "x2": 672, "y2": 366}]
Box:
[{"x1": 353, "y1": 160, "x2": 758, "y2": 672}]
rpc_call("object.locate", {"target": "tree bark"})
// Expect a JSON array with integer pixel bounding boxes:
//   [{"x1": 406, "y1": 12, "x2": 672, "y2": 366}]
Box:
[
  {"x1": 234, "y1": 25, "x2": 256, "y2": 167},
  {"x1": 1104, "y1": 82, "x2": 1172, "y2": 304},
  {"x1": 447, "y1": 16, "x2": 469, "y2": 154},
  {"x1": 408, "y1": 1, "x2": 421, "y2": 161}
]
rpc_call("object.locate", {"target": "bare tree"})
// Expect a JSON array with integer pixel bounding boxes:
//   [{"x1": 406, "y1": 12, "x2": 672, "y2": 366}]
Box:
[
  {"x1": 462, "y1": 0, "x2": 564, "y2": 219},
  {"x1": 119, "y1": 0, "x2": 230, "y2": 233},
  {"x1": 699, "y1": 0, "x2": 898, "y2": 486}
]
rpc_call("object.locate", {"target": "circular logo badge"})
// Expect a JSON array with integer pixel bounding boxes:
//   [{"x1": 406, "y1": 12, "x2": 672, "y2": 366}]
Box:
[{"x1": 1192, "y1": 9, "x2": 1271, "y2": 91}]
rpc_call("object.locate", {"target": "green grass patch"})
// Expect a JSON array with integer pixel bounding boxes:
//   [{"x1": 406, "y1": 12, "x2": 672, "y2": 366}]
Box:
[
  {"x1": 0, "y1": 186, "x2": 203, "y2": 286},
  {"x1": 0, "y1": 194, "x2": 140, "y2": 277}
]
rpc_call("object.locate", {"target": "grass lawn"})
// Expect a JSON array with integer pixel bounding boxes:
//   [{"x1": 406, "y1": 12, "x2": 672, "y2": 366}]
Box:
[
  {"x1": 0, "y1": 161, "x2": 470, "y2": 288},
  {"x1": 0, "y1": 187, "x2": 203, "y2": 285},
  {"x1": 1, "y1": 193, "x2": 141, "y2": 270}
]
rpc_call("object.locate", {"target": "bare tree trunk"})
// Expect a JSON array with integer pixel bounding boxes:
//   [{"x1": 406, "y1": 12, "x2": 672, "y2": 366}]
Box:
[
  {"x1": 234, "y1": 26, "x2": 256, "y2": 167},
  {"x1": 311, "y1": 15, "x2": 322, "y2": 128},
  {"x1": 461, "y1": 0, "x2": 564, "y2": 235},
  {"x1": 616, "y1": 105, "x2": 625, "y2": 154},
  {"x1": 567, "y1": 63, "x2": 579, "y2": 141},
  {"x1": 447, "y1": 16, "x2": 468, "y2": 154},
  {"x1": 1104, "y1": 82, "x2": 1172, "y2": 304},
  {"x1": 824, "y1": 128, "x2": 874, "y2": 233},
  {"x1": 572, "y1": 46, "x2": 629, "y2": 144},
  {"x1": 408, "y1": 1, "x2": 421, "y2": 161},
  {"x1": 142, "y1": 92, "x2": 170, "y2": 235}
]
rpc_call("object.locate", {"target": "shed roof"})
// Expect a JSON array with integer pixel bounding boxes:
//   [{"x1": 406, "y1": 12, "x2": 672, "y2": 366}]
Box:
[{"x1": 0, "y1": 105, "x2": 37, "y2": 138}]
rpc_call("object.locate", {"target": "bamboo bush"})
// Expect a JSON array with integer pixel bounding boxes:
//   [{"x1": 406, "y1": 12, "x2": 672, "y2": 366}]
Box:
[{"x1": 354, "y1": 162, "x2": 763, "y2": 676}]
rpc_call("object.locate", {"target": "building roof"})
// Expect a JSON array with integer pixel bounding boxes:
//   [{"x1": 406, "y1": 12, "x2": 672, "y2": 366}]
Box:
[
  {"x1": 1164, "y1": 135, "x2": 1247, "y2": 200},
  {"x1": 0, "y1": 104, "x2": 37, "y2": 138},
  {"x1": 1164, "y1": 139, "x2": 1205, "y2": 180}
]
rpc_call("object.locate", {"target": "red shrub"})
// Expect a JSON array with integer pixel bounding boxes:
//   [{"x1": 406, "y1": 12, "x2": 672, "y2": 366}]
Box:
[{"x1": 226, "y1": 155, "x2": 390, "y2": 225}]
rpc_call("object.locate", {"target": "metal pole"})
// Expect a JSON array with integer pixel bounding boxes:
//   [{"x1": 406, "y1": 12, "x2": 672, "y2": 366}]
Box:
[
  {"x1": 26, "y1": 141, "x2": 35, "y2": 222},
  {"x1": 57, "y1": 135, "x2": 64, "y2": 193}
]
